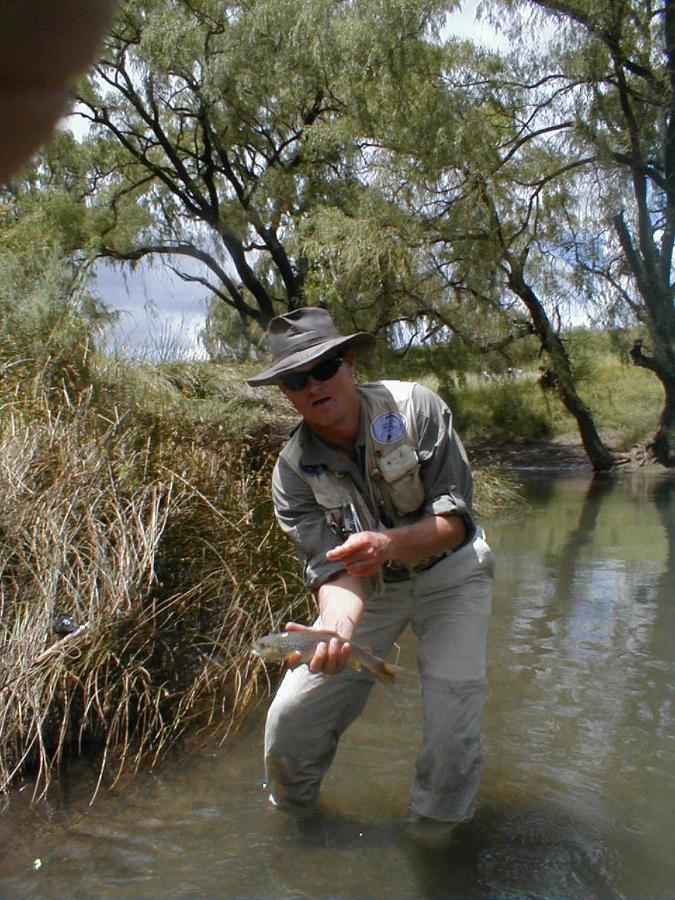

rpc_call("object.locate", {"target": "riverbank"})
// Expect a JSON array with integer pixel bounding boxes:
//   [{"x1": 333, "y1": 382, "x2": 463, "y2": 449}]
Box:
[
  {"x1": 471, "y1": 439, "x2": 592, "y2": 472},
  {"x1": 472, "y1": 437, "x2": 672, "y2": 475}
]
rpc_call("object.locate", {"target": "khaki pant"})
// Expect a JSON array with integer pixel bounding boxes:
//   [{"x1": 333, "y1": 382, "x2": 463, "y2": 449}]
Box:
[{"x1": 264, "y1": 528, "x2": 494, "y2": 822}]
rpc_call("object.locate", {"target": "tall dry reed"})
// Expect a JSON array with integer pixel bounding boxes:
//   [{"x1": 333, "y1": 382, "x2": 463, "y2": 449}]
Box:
[{"x1": 0, "y1": 354, "x2": 307, "y2": 801}]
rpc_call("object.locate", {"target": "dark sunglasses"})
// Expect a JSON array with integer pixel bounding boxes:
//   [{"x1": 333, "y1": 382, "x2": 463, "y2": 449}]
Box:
[{"x1": 279, "y1": 355, "x2": 344, "y2": 392}]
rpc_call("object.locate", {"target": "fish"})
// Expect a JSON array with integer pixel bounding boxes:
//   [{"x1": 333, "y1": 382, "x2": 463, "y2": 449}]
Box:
[{"x1": 252, "y1": 630, "x2": 405, "y2": 683}]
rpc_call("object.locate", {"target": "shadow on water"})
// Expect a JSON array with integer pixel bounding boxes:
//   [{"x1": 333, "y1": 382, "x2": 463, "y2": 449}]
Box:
[
  {"x1": 399, "y1": 801, "x2": 619, "y2": 900},
  {"x1": 0, "y1": 471, "x2": 673, "y2": 899},
  {"x1": 251, "y1": 788, "x2": 619, "y2": 900}
]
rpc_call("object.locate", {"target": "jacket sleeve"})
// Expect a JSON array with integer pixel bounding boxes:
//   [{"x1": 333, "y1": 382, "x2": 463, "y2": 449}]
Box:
[
  {"x1": 412, "y1": 384, "x2": 476, "y2": 528},
  {"x1": 271, "y1": 456, "x2": 345, "y2": 591}
]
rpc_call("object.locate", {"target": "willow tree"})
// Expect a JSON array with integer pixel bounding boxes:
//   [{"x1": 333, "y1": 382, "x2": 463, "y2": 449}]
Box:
[
  {"x1": 347, "y1": 0, "x2": 674, "y2": 468},
  {"x1": 479, "y1": 0, "x2": 675, "y2": 466},
  {"x1": 319, "y1": 15, "x2": 619, "y2": 468},
  {"x1": 72, "y1": 0, "x2": 451, "y2": 332}
]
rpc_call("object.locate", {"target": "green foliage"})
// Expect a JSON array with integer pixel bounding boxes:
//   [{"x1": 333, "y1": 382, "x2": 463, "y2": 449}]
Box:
[
  {"x1": 485, "y1": 0, "x2": 674, "y2": 461},
  {"x1": 0, "y1": 252, "x2": 116, "y2": 393},
  {"x1": 5, "y1": 0, "x2": 669, "y2": 465},
  {"x1": 440, "y1": 376, "x2": 553, "y2": 443},
  {"x1": 64, "y1": 0, "x2": 455, "y2": 335},
  {"x1": 565, "y1": 333, "x2": 664, "y2": 450},
  {"x1": 201, "y1": 303, "x2": 267, "y2": 363}
]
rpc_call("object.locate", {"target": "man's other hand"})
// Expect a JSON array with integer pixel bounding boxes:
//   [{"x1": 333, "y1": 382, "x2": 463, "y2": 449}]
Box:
[{"x1": 325, "y1": 531, "x2": 392, "y2": 577}]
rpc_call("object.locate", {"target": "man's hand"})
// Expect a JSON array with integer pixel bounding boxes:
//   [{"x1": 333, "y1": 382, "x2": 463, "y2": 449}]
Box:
[
  {"x1": 284, "y1": 622, "x2": 352, "y2": 675},
  {"x1": 325, "y1": 530, "x2": 393, "y2": 577},
  {"x1": 326, "y1": 515, "x2": 469, "y2": 577}
]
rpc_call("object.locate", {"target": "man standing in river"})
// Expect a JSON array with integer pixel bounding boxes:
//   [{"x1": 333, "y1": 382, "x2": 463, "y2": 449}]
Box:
[{"x1": 247, "y1": 307, "x2": 494, "y2": 829}]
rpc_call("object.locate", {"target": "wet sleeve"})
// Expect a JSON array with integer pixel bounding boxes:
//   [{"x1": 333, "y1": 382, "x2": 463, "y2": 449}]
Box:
[
  {"x1": 412, "y1": 384, "x2": 476, "y2": 527},
  {"x1": 271, "y1": 457, "x2": 345, "y2": 591}
]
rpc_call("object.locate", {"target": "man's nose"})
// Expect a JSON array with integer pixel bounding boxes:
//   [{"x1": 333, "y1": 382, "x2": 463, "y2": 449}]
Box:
[{"x1": 305, "y1": 376, "x2": 323, "y2": 393}]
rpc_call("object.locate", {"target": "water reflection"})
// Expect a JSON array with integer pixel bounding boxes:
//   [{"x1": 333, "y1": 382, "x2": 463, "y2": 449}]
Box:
[
  {"x1": 484, "y1": 471, "x2": 673, "y2": 900},
  {"x1": 0, "y1": 472, "x2": 672, "y2": 899}
]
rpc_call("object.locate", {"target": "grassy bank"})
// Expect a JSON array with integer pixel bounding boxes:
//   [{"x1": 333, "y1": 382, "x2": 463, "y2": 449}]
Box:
[
  {"x1": 440, "y1": 360, "x2": 662, "y2": 451},
  {"x1": 369, "y1": 328, "x2": 663, "y2": 451},
  {"x1": 0, "y1": 339, "x2": 303, "y2": 799}
]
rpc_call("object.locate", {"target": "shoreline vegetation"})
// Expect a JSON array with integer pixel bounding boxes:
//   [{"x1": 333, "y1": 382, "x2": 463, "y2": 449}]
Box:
[{"x1": 0, "y1": 322, "x2": 664, "y2": 804}]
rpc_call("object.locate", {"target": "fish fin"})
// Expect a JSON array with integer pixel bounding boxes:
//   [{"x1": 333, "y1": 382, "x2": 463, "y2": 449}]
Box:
[
  {"x1": 283, "y1": 651, "x2": 304, "y2": 666},
  {"x1": 373, "y1": 660, "x2": 407, "y2": 683},
  {"x1": 347, "y1": 658, "x2": 363, "y2": 673}
]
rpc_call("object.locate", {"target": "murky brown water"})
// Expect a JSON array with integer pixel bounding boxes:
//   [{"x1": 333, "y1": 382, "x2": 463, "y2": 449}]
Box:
[{"x1": 0, "y1": 471, "x2": 672, "y2": 899}]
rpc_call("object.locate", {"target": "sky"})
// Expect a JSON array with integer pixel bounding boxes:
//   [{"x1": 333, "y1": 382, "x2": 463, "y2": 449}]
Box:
[
  {"x1": 95, "y1": 260, "x2": 211, "y2": 360},
  {"x1": 66, "y1": 0, "x2": 501, "y2": 358}
]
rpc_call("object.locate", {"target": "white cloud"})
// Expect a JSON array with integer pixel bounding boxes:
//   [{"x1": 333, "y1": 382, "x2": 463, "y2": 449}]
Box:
[
  {"x1": 444, "y1": 0, "x2": 506, "y2": 49},
  {"x1": 94, "y1": 260, "x2": 210, "y2": 359}
]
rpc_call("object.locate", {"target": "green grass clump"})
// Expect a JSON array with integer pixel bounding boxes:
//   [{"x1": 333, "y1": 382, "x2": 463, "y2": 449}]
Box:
[
  {"x1": 563, "y1": 339, "x2": 663, "y2": 450},
  {"x1": 439, "y1": 375, "x2": 553, "y2": 444}
]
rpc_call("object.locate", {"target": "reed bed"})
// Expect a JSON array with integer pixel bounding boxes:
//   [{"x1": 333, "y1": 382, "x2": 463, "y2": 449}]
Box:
[{"x1": 0, "y1": 350, "x2": 308, "y2": 801}]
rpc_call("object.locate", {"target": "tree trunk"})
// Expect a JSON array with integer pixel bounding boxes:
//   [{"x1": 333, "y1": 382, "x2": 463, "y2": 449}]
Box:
[
  {"x1": 630, "y1": 339, "x2": 675, "y2": 466},
  {"x1": 650, "y1": 375, "x2": 675, "y2": 466},
  {"x1": 559, "y1": 382, "x2": 616, "y2": 472},
  {"x1": 508, "y1": 261, "x2": 616, "y2": 472}
]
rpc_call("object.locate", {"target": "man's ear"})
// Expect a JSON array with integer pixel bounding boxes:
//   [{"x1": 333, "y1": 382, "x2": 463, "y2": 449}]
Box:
[{"x1": 344, "y1": 350, "x2": 358, "y2": 371}]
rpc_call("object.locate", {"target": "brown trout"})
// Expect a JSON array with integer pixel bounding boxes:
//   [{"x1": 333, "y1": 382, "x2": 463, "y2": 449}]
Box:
[{"x1": 252, "y1": 630, "x2": 404, "y2": 683}]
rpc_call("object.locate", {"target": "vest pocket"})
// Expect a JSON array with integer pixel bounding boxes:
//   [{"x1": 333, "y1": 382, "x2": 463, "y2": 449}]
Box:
[{"x1": 376, "y1": 445, "x2": 425, "y2": 516}]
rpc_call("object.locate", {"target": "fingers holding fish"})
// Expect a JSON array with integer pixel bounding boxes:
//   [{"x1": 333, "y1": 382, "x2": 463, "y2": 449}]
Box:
[
  {"x1": 311, "y1": 635, "x2": 352, "y2": 675},
  {"x1": 252, "y1": 629, "x2": 405, "y2": 683},
  {"x1": 281, "y1": 623, "x2": 352, "y2": 674}
]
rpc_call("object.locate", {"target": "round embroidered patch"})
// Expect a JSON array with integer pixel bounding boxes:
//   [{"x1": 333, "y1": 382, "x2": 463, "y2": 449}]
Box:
[{"x1": 371, "y1": 412, "x2": 407, "y2": 444}]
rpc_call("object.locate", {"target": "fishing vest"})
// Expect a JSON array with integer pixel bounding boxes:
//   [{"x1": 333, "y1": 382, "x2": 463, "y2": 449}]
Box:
[{"x1": 281, "y1": 379, "x2": 426, "y2": 548}]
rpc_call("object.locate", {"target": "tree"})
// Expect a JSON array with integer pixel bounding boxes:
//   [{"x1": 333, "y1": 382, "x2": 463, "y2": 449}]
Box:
[
  {"x1": 11, "y1": 0, "x2": 666, "y2": 468},
  {"x1": 72, "y1": 0, "x2": 451, "y2": 331},
  {"x1": 349, "y1": 0, "x2": 674, "y2": 467},
  {"x1": 330, "y1": 16, "x2": 619, "y2": 468},
  {"x1": 0, "y1": 130, "x2": 117, "y2": 371},
  {"x1": 484, "y1": 0, "x2": 675, "y2": 464}
]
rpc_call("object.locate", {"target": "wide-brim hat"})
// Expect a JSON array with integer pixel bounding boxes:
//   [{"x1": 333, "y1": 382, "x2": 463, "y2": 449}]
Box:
[{"x1": 246, "y1": 307, "x2": 376, "y2": 386}]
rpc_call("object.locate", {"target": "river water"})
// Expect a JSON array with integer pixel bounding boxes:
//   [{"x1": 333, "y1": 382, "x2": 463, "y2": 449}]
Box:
[{"x1": 0, "y1": 470, "x2": 673, "y2": 899}]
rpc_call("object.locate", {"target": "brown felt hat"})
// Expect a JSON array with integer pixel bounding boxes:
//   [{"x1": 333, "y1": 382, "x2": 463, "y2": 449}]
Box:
[{"x1": 246, "y1": 307, "x2": 376, "y2": 386}]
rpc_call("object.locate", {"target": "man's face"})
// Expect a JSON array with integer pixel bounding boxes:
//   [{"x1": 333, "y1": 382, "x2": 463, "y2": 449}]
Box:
[{"x1": 279, "y1": 351, "x2": 360, "y2": 440}]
